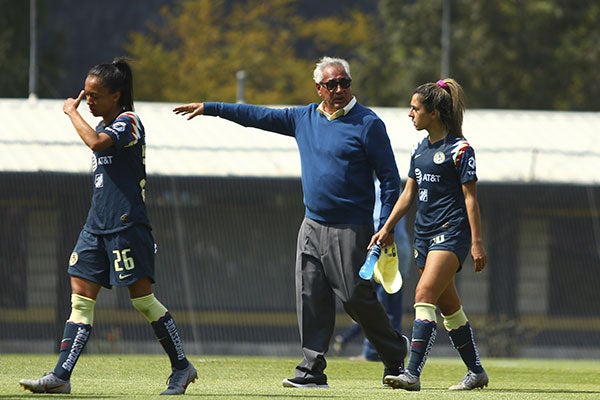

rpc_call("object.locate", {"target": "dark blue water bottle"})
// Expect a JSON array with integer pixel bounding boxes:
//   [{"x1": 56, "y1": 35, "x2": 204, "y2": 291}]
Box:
[{"x1": 358, "y1": 244, "x2": 381, "y2": 280}]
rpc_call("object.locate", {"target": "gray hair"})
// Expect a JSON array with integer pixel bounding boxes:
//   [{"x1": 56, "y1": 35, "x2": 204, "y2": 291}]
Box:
[{"x1": 313, "y1": 56, "x2": 352, "y2": 83}]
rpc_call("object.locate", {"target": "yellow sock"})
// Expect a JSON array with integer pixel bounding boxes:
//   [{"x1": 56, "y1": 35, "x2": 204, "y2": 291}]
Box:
[
  {"x1": 68, "y1": 294, "x2": 96, "y2": 326},
  {"x1": 131, "y1": 293, "x2": 168, "y2": 322},
  {"x1": 442, "y1": 306, "x2": 468, "y2": 331},
  {"x1": 414, "y1": 302, "x2": 437, "y2": 322}
]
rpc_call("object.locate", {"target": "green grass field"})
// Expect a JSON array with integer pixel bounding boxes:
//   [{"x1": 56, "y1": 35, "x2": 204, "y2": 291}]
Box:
[{"x1": 2, "y1": 354, "x2": 599, "y2": 399}]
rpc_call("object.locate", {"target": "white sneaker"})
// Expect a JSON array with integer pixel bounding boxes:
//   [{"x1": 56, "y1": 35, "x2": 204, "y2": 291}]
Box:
[
  {"x1": 384, "y1": 370, "x2": 421, "y2": 391},
  {"x1": 20, "y1": 371, "x2": 71, "y2": 394},
  {"x1": 449, "y1": 369, "x2": 489, "y2": 390}
]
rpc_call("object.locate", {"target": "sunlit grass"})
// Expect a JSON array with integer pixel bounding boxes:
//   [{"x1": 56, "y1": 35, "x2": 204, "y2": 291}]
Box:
[{"x1": 2, "y1": 354, "x2": 599, "y2": 399}]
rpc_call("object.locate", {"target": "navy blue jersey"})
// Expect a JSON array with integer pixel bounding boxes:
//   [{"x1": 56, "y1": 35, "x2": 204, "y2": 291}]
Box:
[
  {"x1": 408, "y1": 134, "x2": 477, "y2": 240},
  {"x1": 84, "y1": 111, "x2": 151, "y2": 234}
]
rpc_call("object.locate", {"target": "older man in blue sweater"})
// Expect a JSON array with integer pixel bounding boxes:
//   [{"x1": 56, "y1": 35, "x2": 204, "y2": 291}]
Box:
[{"x1": 174, "y1": 56, "x2": 409, "y2": 388}]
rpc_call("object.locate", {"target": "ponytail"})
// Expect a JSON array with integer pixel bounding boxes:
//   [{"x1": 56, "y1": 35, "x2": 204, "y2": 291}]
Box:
[{"x1": 414, "y1": 78, "x2": 466, "y2": 137}]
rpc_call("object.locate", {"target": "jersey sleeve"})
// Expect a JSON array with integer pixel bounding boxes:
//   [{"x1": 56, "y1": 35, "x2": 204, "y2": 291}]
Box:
[
  {"x1": 102, "y1": 112, "x2": 142, "y2": 150},
  {"x1": 203, "y1": 102, "x2": 297, "y2": 137},
  {"x1": 454, "y1": 142, "x2": 478, "y2": 184}
]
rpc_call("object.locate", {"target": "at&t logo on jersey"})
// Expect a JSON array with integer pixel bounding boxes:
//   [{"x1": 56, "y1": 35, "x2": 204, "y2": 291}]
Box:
[
  {"x1": 419, "y1": 188, "x2": 428, "y2": 202},
  {"x1": 422, "y1": 173, "x2": 441, "y2": 183},
  {"x1": 97, "y1": 155, "x2": 113, "y2": 166},
  {"x1": 91, "y1": 154, "x2": 113, "y2": 172},
  {"x1": 415, "y1": 168, "x2": 441, "y2": 184},
  {"x1": 415, "y1": 168, "x2": 423, "y2": 184}
]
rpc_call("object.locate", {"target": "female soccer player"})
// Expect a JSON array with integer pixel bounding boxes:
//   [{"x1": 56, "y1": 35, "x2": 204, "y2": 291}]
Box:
[
  {"x1": 19, "y1": 58, "x2": 196, "y2": 395},
  {"x1": 371, "y1": 78, "x2": 489, "y2": 391}
]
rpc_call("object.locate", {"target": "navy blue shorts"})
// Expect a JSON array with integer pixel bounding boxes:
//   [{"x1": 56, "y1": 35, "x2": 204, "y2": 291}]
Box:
[
  {"x1": 413, "y1": 228, "x2": 471, "y2": 272},
  {"x1": 68, "y1": 225, "x2": 156, "y2": 289}
]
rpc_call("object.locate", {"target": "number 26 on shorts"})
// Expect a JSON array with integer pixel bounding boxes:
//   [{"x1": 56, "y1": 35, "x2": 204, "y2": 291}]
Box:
[{"x1": 112, "y1": 248, "x2": 135, "y2": 272}]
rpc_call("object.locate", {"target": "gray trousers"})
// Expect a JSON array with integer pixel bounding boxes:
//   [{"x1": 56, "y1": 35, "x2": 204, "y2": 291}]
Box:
[{"x1": 293, "y1": 218, "x2": 406, "y2": 379}]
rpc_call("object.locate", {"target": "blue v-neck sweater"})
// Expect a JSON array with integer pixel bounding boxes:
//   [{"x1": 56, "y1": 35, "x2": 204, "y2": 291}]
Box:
[{"x1": 204, "y1": 102, "x2": 400, "y2": 227}]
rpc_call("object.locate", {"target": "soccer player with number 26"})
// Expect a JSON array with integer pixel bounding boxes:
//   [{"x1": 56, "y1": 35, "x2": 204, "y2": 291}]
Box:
[{"x1": 19, "y1": 58, "x2": 197, "y2": 396}]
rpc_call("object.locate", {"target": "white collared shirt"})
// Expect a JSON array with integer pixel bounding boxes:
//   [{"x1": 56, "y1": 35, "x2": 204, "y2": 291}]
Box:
[{"x1": 317, "y1": 96, "x2": 357, "y2": 120}]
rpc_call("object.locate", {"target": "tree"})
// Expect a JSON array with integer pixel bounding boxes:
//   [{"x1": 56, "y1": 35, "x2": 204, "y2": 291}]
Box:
[
  {"x1": 375, "y1": 0, "x2": 600, "y2": 110},
  {"x1": 371, "y1": 0, "x2": 444, "y2": 106},
  {"x1": 551, "y1": 0, "x2": 600, "y2": 110},
  {"x1": 0, "y1": 0, "x2": 31, "y2": 97},
  {"x1": 125, "y1": 0, "x2": 378, "y2": 105},
  {"x1": 0, "y1": 0, "x2": 65, "y2": 98}
]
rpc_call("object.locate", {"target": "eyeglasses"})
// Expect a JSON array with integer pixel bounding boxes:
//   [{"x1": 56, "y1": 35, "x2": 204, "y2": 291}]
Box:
[{"x1": 319, "y1": 78, "x2": 352, "y2": 91}]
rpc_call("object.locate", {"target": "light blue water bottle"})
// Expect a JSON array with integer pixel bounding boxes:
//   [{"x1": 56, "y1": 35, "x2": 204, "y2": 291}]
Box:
[{"x1": 358, "y1": 244, "x2": 381, "y2": 280}]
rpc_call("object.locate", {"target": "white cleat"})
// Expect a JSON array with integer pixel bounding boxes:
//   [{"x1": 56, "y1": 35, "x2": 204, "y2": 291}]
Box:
[
  {"x1": 449, "y1": 369, "x2": 489, "y2": 390},
  {"x1": 20, "y1": 372, "x2": 71, "y2": 394}
]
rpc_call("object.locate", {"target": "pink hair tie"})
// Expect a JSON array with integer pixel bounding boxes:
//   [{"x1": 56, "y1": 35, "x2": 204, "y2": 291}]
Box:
[{"x1": 436, "y1": 79, "x2": 449, "y2": 90}]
